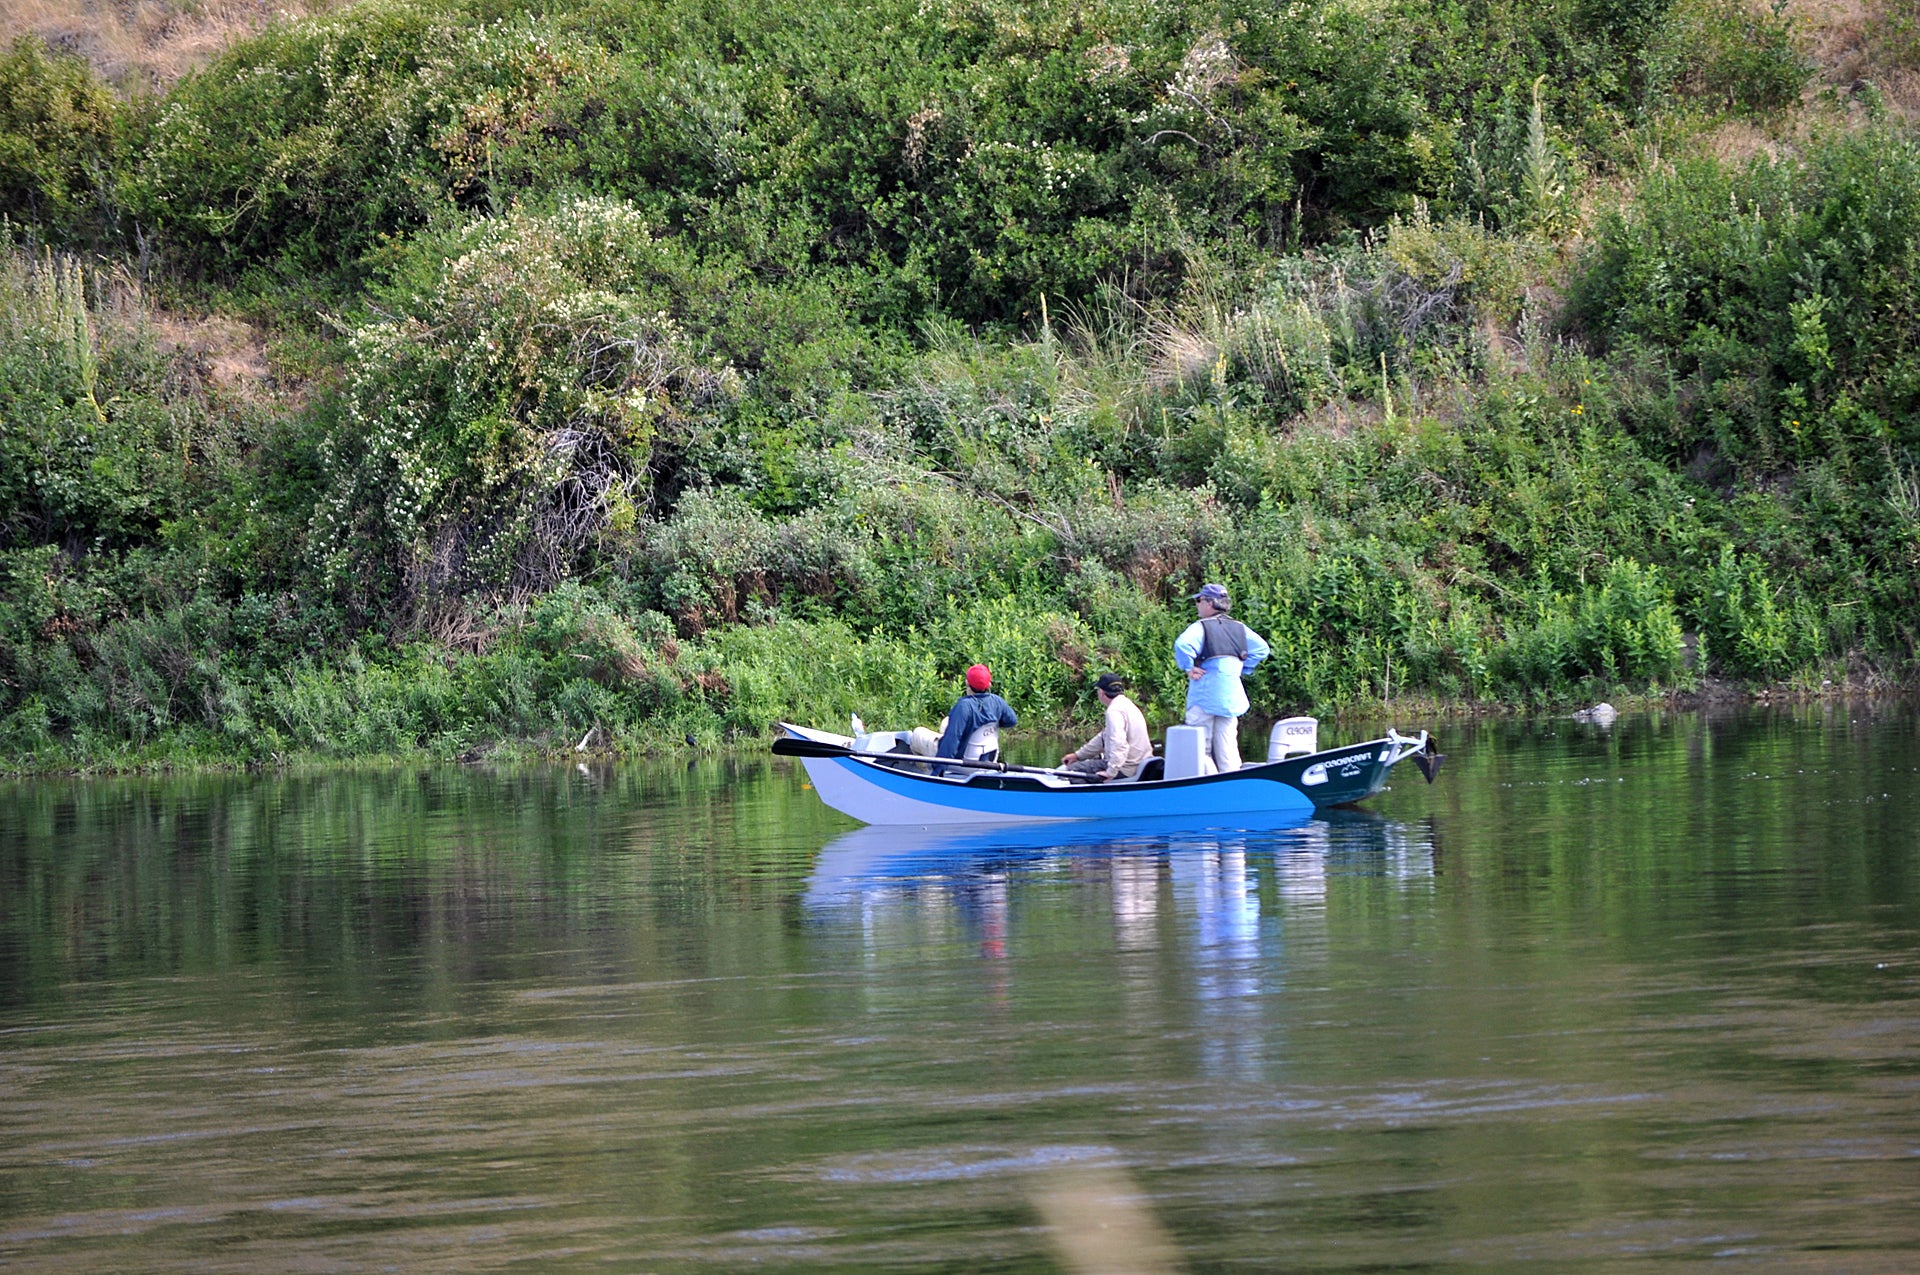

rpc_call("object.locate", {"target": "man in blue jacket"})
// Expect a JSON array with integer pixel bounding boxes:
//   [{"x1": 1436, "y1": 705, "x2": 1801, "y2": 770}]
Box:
[
  {"x1": 1174, "y1": 584, "x2": 1270, "y2": 773},
  {"x1": 936, "y1": 663, "x2": 1018, "y2": 768}
]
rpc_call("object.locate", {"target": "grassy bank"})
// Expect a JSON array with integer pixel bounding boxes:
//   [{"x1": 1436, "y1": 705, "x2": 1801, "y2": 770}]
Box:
[{"x1": 2, "y1": 0, "x2": 1918, "y2": 774}]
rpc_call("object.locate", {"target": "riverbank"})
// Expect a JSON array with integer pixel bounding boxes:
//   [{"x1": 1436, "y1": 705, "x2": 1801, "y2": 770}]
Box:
[
  {"x1": 6, "y1": 673, "x2": 1912, "y2": 779},
  {"x1": 4, "y1": 1, "x2": 1918, "y2": 777}
]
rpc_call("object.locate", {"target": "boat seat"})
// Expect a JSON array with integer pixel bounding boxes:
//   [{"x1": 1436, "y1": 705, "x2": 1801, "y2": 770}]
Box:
[
  {"x1": 960, "y1": 772, "x2": 1072, "y2": 789},
  {"x1": 1125, "y1": 756, "x2": 1164, "y2": 783}
]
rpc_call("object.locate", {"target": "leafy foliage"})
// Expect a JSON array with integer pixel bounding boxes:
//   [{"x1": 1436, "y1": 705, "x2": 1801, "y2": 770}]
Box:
[
  {"x1": 1645, "y1": 0, "x2": 1807, "y2": 115},
  {"x1": 0, "y1": 36, "x2": 120, "y2": 244},
  {"x1": 0, "y1": 0, "x2": 1915, "y2": 770},
  {"x1": 0, "y1": 247, "x2": 187, "y2": 553},
  {"x1": 120, "y1": 0, "x2": 1697, "y2": 315},
  {"x1": 1570, "y1": 127, "x2": 1920, "y2": 474},
  {"x1": 315, "y1": 196, "x2": 739, "y2": 618}
]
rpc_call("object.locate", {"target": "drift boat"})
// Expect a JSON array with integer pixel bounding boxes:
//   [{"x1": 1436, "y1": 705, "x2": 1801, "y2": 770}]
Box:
[{"x1": 774, "y1": 719, "x2": 1443, "y2": 826}]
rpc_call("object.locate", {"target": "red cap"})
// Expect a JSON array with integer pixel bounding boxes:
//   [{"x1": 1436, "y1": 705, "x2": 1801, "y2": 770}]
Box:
[{"x1": 965, "y1": 664, "x2": 992, "y2": 691}]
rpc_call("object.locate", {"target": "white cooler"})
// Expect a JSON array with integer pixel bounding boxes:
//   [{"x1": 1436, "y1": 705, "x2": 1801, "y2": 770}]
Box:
[{"x1": 1163, "y1": 724, "x2": 1213, "y2": 780}]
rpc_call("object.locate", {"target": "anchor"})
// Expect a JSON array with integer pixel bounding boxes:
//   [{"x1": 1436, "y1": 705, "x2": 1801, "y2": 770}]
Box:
[{"x1": 1412, "y1": 734, "x2": 1446, "y2": 784}]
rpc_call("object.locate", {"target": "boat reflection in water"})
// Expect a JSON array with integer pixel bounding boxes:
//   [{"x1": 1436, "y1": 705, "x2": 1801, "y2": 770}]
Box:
[
  {"x1": 804, "y1": 813, "x2": 1434, "y2": 909},
  {"x1": 803, "y1": 813, "x2": 1438, "y2": 1087},
  {"x1": 803, "y1": 813, "x2": 1436, "y2": 958}
]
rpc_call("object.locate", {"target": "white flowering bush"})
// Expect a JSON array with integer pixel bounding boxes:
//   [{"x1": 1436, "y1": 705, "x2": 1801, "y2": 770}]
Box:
[{"x1": 313, "y1": 195, "x2": 739, "y2": 618}]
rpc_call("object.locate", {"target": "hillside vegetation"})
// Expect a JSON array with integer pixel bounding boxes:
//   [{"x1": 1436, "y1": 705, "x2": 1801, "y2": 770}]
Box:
[{"x1": 2, "y1": 0, "x2": 1918, "y2": 770}]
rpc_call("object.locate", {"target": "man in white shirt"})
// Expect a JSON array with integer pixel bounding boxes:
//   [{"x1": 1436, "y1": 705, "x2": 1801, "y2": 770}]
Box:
[
  {"x1": 1173, "y1": 583, "x2": 1270, "y2": 773},
  {"x1": 1061, "y1": 672, "x2": 1153, "y2": 782}
]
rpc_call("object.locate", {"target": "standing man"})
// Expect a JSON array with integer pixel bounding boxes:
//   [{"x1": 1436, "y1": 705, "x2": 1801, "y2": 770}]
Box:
[
  {"x1": 1174, "y1": 583, "x2": 1270, "y2": 773},
  {"x1": 936, "y1": 663, "x2": 1018, "y2": 767},
  {"x1": 1061, "y1": 672, "x2": 1153, "y2": 782}
]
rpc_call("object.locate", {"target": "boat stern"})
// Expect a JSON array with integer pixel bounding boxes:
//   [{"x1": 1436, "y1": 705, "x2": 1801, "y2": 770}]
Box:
[{"x1": 1288, "y1": 729, "x2": 1442, "y2": 808}]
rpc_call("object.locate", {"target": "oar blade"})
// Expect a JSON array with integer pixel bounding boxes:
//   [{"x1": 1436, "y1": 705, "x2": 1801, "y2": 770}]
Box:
[
  {"x1": 771, "y1": 736, "x2": 856, "y2": 759},
  {"x1": 772, "y1": 732, "x2": 1083, "y2": 781}
]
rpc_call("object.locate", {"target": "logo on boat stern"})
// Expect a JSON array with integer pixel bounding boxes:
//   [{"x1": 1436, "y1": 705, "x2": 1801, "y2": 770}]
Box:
[{"x1": 1302, "y1": 749, "x2": 1373, "y2": 786}]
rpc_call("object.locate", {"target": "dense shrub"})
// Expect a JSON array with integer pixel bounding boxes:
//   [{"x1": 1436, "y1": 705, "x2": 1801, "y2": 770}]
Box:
[
  {"x1": 1494, "y1": 560, "x2": 1688, "y2": 690},
  {"x1": 314, "y1": 196, "x2": 739, "y2": 619},
  {"x1": 1570, "y1": 127, "x2": 1920, "y2": 475},
  {"x1": 1645, "y1": 0, "x2": 1807, "y2": 115},
  {"x1": 0, "y1": 37, "x2": 121, "y2": 244},
  {"x1": 703, "y1": 618, "x2": 946, "y2": 737},
  {"x1": 125, "y1": 2, "x2": 567, "y2": 275},
  {"x1": 1693, "y1": 546, "x2": 1823, "y2": 678},
  {"x1": 121, "y1": 0, "x2": 1694, "y2": 316},
  {"x1": 0, "y1": 248, "x2": 188, "y2": 553}
]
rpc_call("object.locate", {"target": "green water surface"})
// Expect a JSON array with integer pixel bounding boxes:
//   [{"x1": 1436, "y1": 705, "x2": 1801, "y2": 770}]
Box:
[{"x1": 2, "y1": 706, "x2": 1917, "y2": 1271}]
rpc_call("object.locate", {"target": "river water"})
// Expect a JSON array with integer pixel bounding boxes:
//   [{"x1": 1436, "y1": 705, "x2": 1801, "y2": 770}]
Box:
[{"x1": 2, "y1": 706, "x2": 1917, "y2": 1272}]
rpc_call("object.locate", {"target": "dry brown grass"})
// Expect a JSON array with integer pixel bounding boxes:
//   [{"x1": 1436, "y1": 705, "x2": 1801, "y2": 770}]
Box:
[
  {"x1": 152, "y1": 309, "x2": 274, "y2": 397},
  {"x1": 1783, "y1": 0, "x2": 1920, "y2": 118},
  {"x1": 1, "y1": 0, "x2": 354, "y2": 89},
  {"x1": 1695, "y1": 118, "x2": 1791, "y2": 164}
]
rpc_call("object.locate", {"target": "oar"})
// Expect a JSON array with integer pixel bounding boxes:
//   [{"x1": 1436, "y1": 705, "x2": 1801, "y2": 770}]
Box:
[{"x1": 772, "y1": 735, "x2": 1087, "y2": 780}]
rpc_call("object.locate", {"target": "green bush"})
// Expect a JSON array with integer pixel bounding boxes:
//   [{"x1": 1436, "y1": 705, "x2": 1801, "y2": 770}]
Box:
[
  {"x1": 701, "y1": 617, "x2": 941, "y2": 737},
  {"x1": 0, "y1": 37, "x2": 121, "y2": 243},
  {"x1": 522, "y1": 581, "x2": 683, "y2": 706},
  {"x1": 0, "y1": 247, "x2": 188, "y2": 553},
  {"x1": 1570, "y1": 127, "x2": 1920, "y2": 475},
  {"x1": 314, "y1": 195, "x2": 738, "y2": 617},
  {"x1": 1495, "y1": 560, "x2": 1686, "y2": 691},
  {"x1": 123, "y1": 0, "x2": 1686, "y2": 316},
  {"x1": 1646, "y1": 0, "x2": 1807, "y2": 115},
  {"x1": 126, "y1": 2, "x2": 596, "y2": 275},
  {"x1": 1693, "y1": 545, "x2": 1823, "y2": 678}
]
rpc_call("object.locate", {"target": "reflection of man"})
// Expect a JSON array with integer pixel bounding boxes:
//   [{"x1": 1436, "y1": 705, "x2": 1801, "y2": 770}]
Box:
[
  {"x1": 1174, "y1": 583, "x2": 1270, "y2": 773},
  {"x1": 1169, "y1": 837, "x2": 1262, "y2": 1081},
  {"x1": 1061, "y1": 672, "x2": 1153, "y2": 782}
]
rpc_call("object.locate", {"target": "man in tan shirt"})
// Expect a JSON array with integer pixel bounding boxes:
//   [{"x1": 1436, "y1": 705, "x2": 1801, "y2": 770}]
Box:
[{"x1": 1061, "y1": 672, "x2": 1154, "y2": 782}]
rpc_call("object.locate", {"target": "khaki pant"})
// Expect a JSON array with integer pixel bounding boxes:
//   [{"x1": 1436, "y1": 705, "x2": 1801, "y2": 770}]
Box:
[{"x1": 1184, "y1": 707, "x2": 1242, "y2": 773}]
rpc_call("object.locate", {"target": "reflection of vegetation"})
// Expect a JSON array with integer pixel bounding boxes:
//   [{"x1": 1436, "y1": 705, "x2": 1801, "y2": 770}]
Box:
[
  {"x1": 1, "y1": 0, "x2": 1916, "y2": 771},
  {"x1": 0, "y1": 761, "x2": 842, "y2": 1004},
  {"x1": 1372, "y1": 707, "x2": 1920, "y2": 957}
]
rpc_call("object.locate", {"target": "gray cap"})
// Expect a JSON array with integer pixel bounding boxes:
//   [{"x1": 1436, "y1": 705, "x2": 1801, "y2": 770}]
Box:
[{"x1": 1190, "y1": 583, "x2": 1230, "y2": 606}]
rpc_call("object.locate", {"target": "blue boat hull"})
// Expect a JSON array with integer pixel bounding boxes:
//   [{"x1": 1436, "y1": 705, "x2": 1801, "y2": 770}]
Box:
[{"x1": 779, "y1": 723, "x2": 1425, "y2": 825}]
